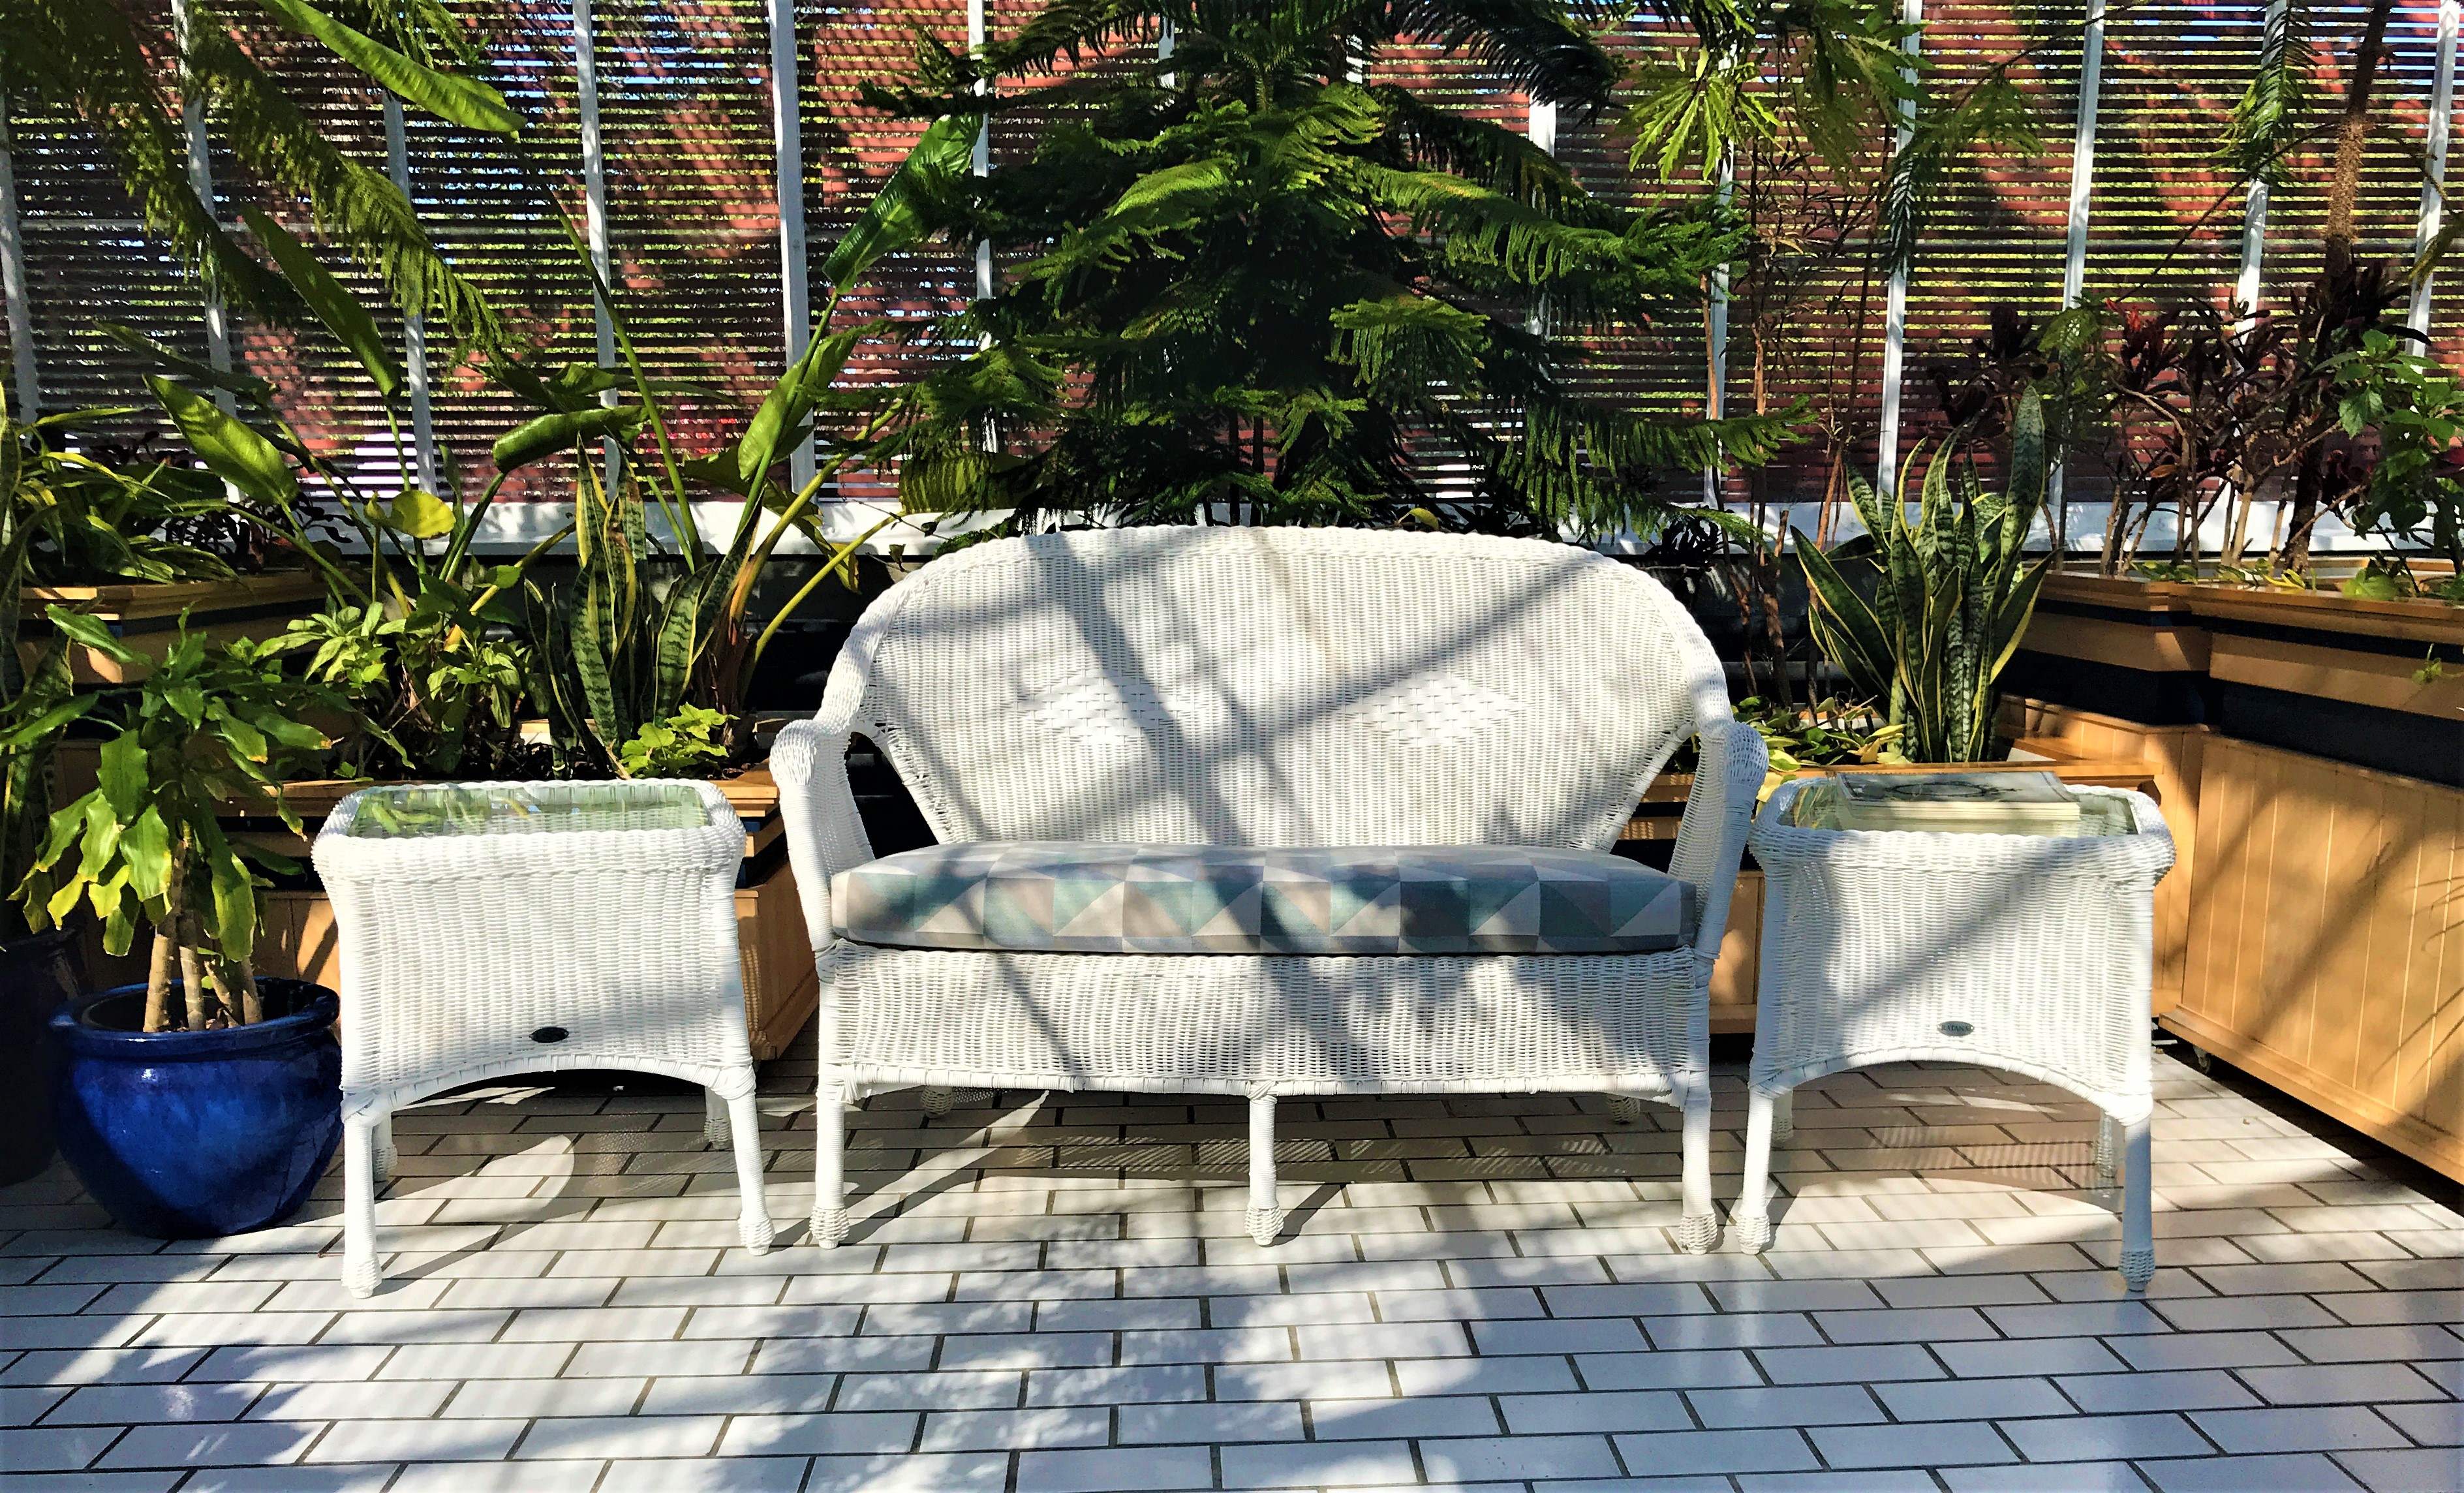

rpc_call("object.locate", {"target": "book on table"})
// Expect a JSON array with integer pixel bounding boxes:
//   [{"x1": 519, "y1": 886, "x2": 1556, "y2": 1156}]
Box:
[{"x1": 1830, "y1": 770, "x2": 2084, "y2": 836}]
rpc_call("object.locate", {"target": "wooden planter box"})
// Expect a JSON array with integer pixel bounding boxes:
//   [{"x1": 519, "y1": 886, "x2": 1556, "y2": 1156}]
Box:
[
  {"x1": 20, "y1": 572, "x2": 328, "y2": 683},
  {"x1": 67, "y1": 763, "x2": 820, "y2": 1064},
  {"x1": 2172, "y1": 738, "x2": 2462, "y2": 1181},
  {"x1": 2012, "y1": 576, "x2": 2464, "y2": 1180}
]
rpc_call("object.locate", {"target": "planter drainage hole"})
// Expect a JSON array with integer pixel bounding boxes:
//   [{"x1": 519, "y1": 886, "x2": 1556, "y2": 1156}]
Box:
[
  {"x1": 1939, "y1": 1021, "x2": 1975, "y2": 1038},
  {"x1": 531, "y1": 1026, "x2": 570, "y2": 1045}
]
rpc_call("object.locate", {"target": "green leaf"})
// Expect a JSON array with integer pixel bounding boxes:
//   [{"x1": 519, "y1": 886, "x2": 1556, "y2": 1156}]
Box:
[
  {"x1": 380, "y1": 488, "x2": 457, "y2": 538},
  {"x1": 239, "y1": 208, "x2": 403, "y2": 398},
  {"x1": 820, "y1": 114, "x2": 976, "y2": 288},
  {"x1": 738, "y1": 326, "x2": 865, "y2": 486},
  {"x1": 147, "y1": 376, "x2": 298, "y2": 507},
  {"x1": 96, "y1": 730, "x2": 147, "y2": 819},
  {"x1": 41, "y1": 606, "x2": 147, "y2": 668},
  {"x1": 250, "y1": 0, "x2": 522, "y2": 136},
  {"x1": 1793, "y1": 529, "x2": 1894, "y2": 704},
  {"x1": 492, "y1": 405, "x2": 647, "y2": 472},
  {"x1": 99, "y1": 324, "x2": 275, "y2": 405},
  {"x1": 0, "y1": 695, "x2": 93, "y2": 751},
  {"x1": 651, "y1": 572, "x2": 705, "y2": 718},
  {"x1": 120, "y1": 808, "x2": 173, "y2": 901},
  {"x1": 200, "y1": 828, "x2": 258, "y2": 962}
]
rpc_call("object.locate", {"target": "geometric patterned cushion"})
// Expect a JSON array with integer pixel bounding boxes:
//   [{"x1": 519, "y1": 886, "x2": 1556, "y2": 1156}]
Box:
[{"x1": 831, "y1": 842, "x2": 1696, "y2": 955}]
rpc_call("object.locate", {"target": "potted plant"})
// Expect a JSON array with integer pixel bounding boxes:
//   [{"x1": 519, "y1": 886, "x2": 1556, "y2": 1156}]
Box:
[
  {"x1": 1, "y1": 393, "x2": 106, "y2": 1185},
  {"x1": 16, "y1": 610, "x2": 349, "y2": 1237},
  {"x1": 1793, "y1": 390, "x2": 2052, "y2": 765}
]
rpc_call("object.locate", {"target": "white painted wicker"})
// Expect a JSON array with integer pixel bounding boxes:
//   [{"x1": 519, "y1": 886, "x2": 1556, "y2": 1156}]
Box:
[
  {"x1": 773, "y1": 528, "x2": 1765, "y2": 1253},
  {"x1": 314, "y1": 780, "x2": 774, "y2": 1296},
  {"x1": 1734, "y1": 779, "x2": 2177, "y2": 1287}
]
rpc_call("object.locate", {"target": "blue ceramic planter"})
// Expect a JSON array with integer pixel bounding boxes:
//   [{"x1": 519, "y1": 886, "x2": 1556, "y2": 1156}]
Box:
[{"x1": 51, "y1": 981, "x2": 342, "y2": 1239}]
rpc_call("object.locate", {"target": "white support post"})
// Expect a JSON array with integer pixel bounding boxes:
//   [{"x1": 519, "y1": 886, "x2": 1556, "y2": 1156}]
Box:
[
  {"x1": 0, "y1": 95, "x2": 38, "y2": 420},
  {"x1": 2412, "y1": 0, "x2": 2459, "y2": 337},
  {"x1": 2049, "y1": 0, "x2": 2106, "y2": 549},
  {"x1": 2238, "y1": 0, "x2": 2291, "y2": 324},
  {"x1": 1875, "y1": 0, "x2": 1922, "y2": 500},
  {"x1": 1158, "y1": 16, "x2": 1176, "y2": 89},
  {"x1": 1527, "y1": 98, "x2": 1555, "y2": 344},
  {"x1": 171, "y1": 0, "x2": 233, "y2": 383},
  {"x1": 769, "y1": 0, "x2": 814, "y2": 490},
  {"x1": 1704, "y1": 147, "x2": 1731, "y2": 506},
  {"x1": 969, "y1": 0, "x2": 991, "y2": 307},
  {"x1": 574, "y1": 0, "x2": 620, "y2": 497},
  {"x1": 383, "y1": 95, "x2": 440, "y2": 498},
  {"x1": 970, "y1": 0, "x2": 996, "y2": 463}
]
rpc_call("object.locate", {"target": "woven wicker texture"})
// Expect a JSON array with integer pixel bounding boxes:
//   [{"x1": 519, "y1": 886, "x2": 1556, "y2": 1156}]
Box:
[
  {"x1": 315, "y1": 779, "x2": 773, "y2": 1293},
  {"x1": 820, "y1": 529, "x2": 1722, "y2": 851},
  {"x1": 775, "y1": 529, "x2": 1766, "y2": 1253},
  {"x1": 1736, "y1": 780, "x2": 2177, "y2": 1287},
  {"x1": 812, "y1": 944, "x2": 1703, "y2": 1094},
  {"x1": 1744, "y1": 782, "x2": 2176, "y2": 1118}
]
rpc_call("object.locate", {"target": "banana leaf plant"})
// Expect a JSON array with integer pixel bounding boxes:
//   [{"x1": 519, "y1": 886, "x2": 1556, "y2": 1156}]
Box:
[
  {"x1": 112, "y1": 211, "x2": 561, "y2": 780},
  {"x1": 14, "y1": 612, "x2": 348, "y2": 1032},
  {"x1": 499, "y1": 118, "x2": 970, "y2": 776},
  {"x1": 1793, "y1": 388, "x2": 2052, "y2": 763}
]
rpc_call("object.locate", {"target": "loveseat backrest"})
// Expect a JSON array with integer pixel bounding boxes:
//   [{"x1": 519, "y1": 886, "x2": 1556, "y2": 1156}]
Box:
[{"x1": 816, "y1": 527, "x2": 1730, "y2": 850}]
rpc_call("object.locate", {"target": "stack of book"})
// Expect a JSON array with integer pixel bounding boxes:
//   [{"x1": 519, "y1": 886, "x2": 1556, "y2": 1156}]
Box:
[{"x1": 1830, "y1": 770, "x2": 2084, "y2": 837}]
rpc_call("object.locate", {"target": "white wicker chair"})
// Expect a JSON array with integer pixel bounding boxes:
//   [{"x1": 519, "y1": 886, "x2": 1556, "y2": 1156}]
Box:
[
  {"x1": 1734, "y1": 780, "x2": 2177, "y2": 1287},
  {"x1": 315, "y1": 780, "x2": 774, "y2": 1296},
  {"x1": 772, "y1": 528, "x2": 1765, "y2": 1252}
]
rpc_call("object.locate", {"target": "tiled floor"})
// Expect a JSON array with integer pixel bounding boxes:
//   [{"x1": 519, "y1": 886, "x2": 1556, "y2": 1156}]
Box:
[{"x1": 3, "y1": 1045, "x2": 2457, "y2": 1493}]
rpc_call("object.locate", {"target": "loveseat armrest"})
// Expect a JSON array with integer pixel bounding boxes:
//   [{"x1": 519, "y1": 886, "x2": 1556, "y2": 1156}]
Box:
[
  {"x1": 770, "y1": 720, "x2": 878, "y2": 954},
  {"x1": 1667, "y1": 716, "x2": 1768, "y2": 962}
]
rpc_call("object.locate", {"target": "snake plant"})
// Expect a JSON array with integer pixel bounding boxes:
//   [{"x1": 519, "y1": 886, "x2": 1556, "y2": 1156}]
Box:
[{"x1": 1794, "y1": 389, "x2": 2052, "y2": 763}]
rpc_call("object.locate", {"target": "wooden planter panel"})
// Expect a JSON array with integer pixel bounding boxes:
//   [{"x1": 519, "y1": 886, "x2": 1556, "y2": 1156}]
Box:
[
  {"x1": 2206, "y1": 632, "x2": 2464, "y2": 721},
  {"x1": 2007, "y1": 701, "x2": 2207, "y2": 1016},
  {"x1": 2172, "y1": 737, "x2": 2463, "y2": 1181},
  {"x1": 253, "y1": 854, "x2": 818, "y2": 1063}
]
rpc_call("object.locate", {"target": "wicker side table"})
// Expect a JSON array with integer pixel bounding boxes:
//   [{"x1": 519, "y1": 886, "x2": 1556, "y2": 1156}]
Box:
[
  {"x1": 1734, "y1": 780, "x2": 2176, "y2": 1288},
  {"x1": 315, "y1": 781, "x2": 774, "y2": 1296}
]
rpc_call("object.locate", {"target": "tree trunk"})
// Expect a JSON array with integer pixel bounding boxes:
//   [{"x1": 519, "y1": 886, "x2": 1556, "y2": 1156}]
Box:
[
  {"x1": 2287, "y1": 0, "x2": 2392, "y2": 572},
  {"x1": 235, "y1": 957, "x2": 264, "y2": 1026},
  {"x1": 142, "y1": 924, "x2": 177, "y2": 1034},
  {"x1": 177, "y1": 927, "x2": 209, "y2": 1032},
  {"x1": 2322, "y1": 0, "x2": 2397, "y2": 282},
  {"x1": 143, "y1": 850, "x2": 185, "y2": 1033}
]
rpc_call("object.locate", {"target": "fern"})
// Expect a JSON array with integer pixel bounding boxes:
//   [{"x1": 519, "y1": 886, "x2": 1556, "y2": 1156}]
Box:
[
  {"x1": 1, "y1": 0, "x2": 513, "y2": 348},
  {"x1": 2218, "y1": 0, "x2": 2315, "y2": 189}
]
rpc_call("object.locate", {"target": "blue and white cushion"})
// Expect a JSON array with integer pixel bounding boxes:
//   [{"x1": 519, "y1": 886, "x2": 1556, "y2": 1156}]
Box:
[{"x1": 831, "y1": 842, "x2": 1696, "y2": 955}]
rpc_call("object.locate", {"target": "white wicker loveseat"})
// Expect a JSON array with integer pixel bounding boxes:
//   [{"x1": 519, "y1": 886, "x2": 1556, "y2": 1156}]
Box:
[{"x1": 772, "y1": 527, "x2": 1766, "y2": 1252}]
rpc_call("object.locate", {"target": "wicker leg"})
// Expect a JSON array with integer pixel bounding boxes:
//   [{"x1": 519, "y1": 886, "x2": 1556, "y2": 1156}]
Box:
[
  {"x1": 1675, "y1": 1084, "x2": 1718, "y2": 1254},
  {"x1": 1246, "y1": 1093, "x2": 1284, "y2": 1247},
  {"x1": 2120, "y1": 1116, "x2": 2154, "y2": 1291},
  {"x1": 725, "y1": 1088, "x2": 773, "y2": 1254},
  {"x1": 1733, "y1": 1087, "x2": 1780, "y2": 1254},
  {"x1": 812, "y1": 1078, "x2": 850, "y2": 1248},
  {"x1": 371, "y1": 1114, "x2": 397, "y2": 1185},
  {"x1": 920, "y1": 1085, "x2": 953, "y2": 1118},
  {"x1": 1607, "y1": 1093, "x2": 1646, "y2": 1124},
  {"x1": 703, "y1": 1087, "x2": 733, "y2": 1148},
  {"x1": 2094, "y1": 1112, "x2": 2121, "y2": 1182},
  {"x1": 341, "y1": 1114, "x2": 383, "y2": 1298},
  {"x1": 1769, "y1": 1090, "x2": 1793, "y2": 1145}
]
